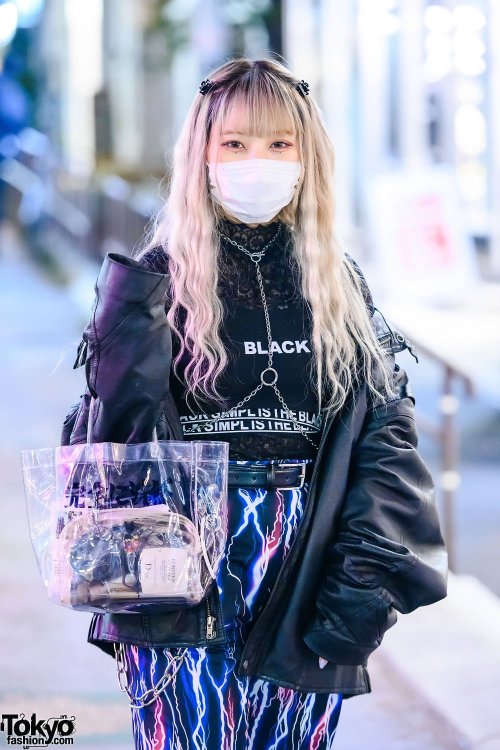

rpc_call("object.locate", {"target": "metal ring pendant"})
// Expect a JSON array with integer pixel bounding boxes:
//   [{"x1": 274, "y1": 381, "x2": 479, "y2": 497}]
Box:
[{"x1": 260, "y1": 367, "x2": 278, "y2": 386}]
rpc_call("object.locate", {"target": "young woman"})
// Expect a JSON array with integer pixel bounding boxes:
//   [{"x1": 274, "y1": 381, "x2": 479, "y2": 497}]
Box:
[{"x1": 65, "y1": 57, "x2": 447, "y2": 749}]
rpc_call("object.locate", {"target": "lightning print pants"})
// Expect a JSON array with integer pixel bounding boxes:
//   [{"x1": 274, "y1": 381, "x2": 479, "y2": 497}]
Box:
[{"x1": 120, "y1": 457, "x2": 343, "y2": 749}]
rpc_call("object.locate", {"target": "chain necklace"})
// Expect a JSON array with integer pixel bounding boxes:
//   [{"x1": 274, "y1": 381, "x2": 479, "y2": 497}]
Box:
[{"x1": 199, "y1": 223, "x2": 320, "y2": 448}]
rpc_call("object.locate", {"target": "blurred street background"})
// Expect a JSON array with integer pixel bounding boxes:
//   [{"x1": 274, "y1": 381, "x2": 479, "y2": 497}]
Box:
[{"x1": 1, "y1": 0, "x2": 499, "y2": 748}]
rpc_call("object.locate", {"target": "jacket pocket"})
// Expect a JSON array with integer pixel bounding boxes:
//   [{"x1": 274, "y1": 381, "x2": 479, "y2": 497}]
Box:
[
  {"x1": 303, "y1": 590, "x2": 397, "y2": 666},
  {"x1": 376, "y1": 589, "x2": 398, "y2": 640}
]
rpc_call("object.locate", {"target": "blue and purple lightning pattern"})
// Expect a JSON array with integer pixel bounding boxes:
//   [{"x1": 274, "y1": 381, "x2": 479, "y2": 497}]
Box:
[{"x1": 121, "y1": 458, "x2": 343, "y2": 749}]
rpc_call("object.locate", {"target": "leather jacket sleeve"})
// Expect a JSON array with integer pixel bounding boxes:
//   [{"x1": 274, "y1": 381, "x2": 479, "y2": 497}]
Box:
[
  {"x1": 303, "y1": 355, "x2": 448, "y2": 666},
  {"x1": 60, "y1": 252, "x2": 174, "y2": 446}
]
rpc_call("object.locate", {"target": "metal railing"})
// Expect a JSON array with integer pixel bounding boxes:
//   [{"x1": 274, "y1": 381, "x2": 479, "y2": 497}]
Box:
[
  {"x1": 393, "y1": 329, "x2": 475, "y2": 572},
  {"x1": 0, "y1": 128, "x2": 158, "y2": 264}
]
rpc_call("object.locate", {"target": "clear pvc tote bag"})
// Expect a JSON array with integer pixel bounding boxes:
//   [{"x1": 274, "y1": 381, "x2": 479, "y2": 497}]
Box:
[{"x1": 21, "y1": 396, "x2": 229, "y2": 614}]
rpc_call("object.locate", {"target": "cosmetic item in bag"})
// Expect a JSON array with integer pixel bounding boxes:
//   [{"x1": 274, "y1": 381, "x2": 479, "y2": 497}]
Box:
[
  {"x1": 51, "y1": 506, "x2": 209, "y2": 609},
  {"x1": 21, "y1": 396, "x2": 229, "y2": 614}
]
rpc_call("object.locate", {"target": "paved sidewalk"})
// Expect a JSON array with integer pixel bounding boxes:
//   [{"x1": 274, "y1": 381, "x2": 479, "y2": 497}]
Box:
[
  {"x1": 0, "y1": 223, "x2": 132, "y2": 748},
  {"x1": 1, "y1": 222, "x2": 499, "y2": 749}
]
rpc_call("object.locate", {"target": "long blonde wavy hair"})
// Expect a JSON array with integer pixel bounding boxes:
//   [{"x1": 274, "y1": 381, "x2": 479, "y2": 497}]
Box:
[{"x1": 134, "y1": 57, "x2": 397, "y2": 417}]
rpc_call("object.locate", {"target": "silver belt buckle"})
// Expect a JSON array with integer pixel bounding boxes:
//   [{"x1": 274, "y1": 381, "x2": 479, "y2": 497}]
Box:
[{"x1": 275, "y1": 462, "x2": 307, "y2": 490}]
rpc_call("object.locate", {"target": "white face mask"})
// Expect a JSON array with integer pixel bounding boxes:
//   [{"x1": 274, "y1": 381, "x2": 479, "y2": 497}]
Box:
[{"x1": 207, "y1": 159, "x2": 301, "y2": 224}]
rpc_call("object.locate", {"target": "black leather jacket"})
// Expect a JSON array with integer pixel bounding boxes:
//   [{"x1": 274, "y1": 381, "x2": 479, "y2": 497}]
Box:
[{"x1": 61, "y1": 251, "x2": 448, "y2": 698}]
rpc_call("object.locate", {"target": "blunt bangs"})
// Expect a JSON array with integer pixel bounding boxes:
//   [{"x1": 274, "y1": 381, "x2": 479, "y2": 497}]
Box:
[{"x1": 209, "y1": 76, "x2": 302, "y2": 142}]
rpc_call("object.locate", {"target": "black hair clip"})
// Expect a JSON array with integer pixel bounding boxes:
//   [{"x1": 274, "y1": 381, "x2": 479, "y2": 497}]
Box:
[
  {"x1": 296, "y1": 80, "x2": 310, "y2": 97},
  {"x1": 199, "y1": 78, "x2": 216, "y2": 95}
]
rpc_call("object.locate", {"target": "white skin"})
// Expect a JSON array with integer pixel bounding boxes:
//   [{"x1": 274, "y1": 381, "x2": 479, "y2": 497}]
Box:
[{"x1": 205, "y1": 102, "x2": 300, "y2": 228}]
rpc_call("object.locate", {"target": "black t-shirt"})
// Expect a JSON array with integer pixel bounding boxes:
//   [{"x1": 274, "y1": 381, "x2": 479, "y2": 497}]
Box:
[{"x1": 138, "y1": 219, "x2": 325, "y2": 459}]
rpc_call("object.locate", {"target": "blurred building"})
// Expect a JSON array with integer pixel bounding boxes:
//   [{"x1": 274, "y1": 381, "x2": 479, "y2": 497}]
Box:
[
  {"x1": 36, "y1": 0, "x2": 280, "y2": 176},
  {"x1": 2, "y1": 0, "x2": 499, "y2": 274},
  {"x1": 285, "y1": 0, "x2": 497, "y2": 275}
]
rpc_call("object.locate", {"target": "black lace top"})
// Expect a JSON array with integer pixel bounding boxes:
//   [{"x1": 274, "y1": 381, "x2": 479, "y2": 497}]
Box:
[{"x1": 137, "y1": 218, "x2": 327, "y2": 459}]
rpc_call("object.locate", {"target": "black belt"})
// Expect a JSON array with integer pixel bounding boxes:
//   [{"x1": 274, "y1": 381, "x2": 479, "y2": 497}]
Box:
[{"x1": 228, "y1": 462, "x2": 314, "y2": 490}]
